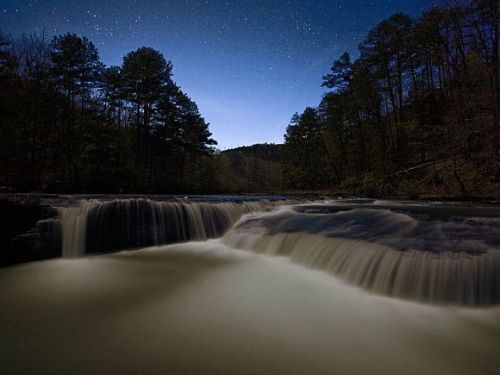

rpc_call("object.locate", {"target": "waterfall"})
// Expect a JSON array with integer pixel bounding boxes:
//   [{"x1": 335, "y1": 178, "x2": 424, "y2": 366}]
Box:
[
  {"x1": 3, "y1": 200, "x2": 500, "y2": 374},
  {"x1": 54, "y1": 198, "x2": 500, "y2": 305},
  {"x1": 57, "y1": 200, "x2": 97, "y2": 258},
  {"x1": 57, "y1": 198, "x2": 291, "y2": 257},
  {"x1": 222, "y1": 205, "x2": 500, "y2": 305}
]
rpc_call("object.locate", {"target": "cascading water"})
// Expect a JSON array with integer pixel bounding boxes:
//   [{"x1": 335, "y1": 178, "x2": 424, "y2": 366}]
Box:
[
  {"x1": 56, "y1": 198, "x2": 292, "y2": 257},
  {"x1": 2, "y1": 198, "x2": 500, "y2": 374},
  {"x1": 57, "y1": 201, "x2": 97, "y2": 258},
  {"x1": 53, "y1": 198, "x2": 500, "y2": 305},
  {"x1": 222, "y1": 204, "x2": 500, "y2": 305}
]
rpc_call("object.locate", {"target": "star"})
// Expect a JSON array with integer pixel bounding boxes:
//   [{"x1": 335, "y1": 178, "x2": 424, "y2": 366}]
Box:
[{"x1": 1, "y1": 0, "x2": 437, "y2": 148}]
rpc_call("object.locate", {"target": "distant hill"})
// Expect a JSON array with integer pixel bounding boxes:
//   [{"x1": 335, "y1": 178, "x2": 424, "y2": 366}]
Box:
[
  {"x1": 221, "y1": 143, "x2": 284, "y2": 162},
  {"x1": 214, "y1": 143, "x2": 283, "y2": 193}
]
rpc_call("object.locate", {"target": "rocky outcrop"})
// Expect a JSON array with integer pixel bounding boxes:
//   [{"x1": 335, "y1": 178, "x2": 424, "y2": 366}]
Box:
[{"x1": 0, "y1": 195, "x2": 62, "y2": 266}]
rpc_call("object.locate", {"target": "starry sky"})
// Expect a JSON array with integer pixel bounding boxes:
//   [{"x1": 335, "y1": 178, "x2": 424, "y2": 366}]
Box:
[{"x1": 1, "y1": 0, "x2": 436, "y2": 149}]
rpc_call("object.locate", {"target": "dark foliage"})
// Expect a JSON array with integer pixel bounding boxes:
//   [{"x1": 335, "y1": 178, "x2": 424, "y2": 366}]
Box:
[
  {"x1": 0, "y1": 32, "x2": 217, "y2": 193},
  {"x1": 1, "y1": 1, "x2": 498, "y2": 197},
  {"x1": 283, "y1": 1, "x2": 499, "y2": 197}
]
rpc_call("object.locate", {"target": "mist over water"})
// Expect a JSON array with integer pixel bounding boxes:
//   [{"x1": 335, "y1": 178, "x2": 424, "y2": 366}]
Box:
[
  {"x1": 2, "y1": 198, "x2": 500, "y2": 374},
  {"x1": 1, "y1": 242, "x2": 500, "y2": 375}
]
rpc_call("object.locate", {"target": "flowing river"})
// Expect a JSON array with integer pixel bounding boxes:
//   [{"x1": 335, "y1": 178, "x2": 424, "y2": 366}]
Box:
[{"x1": 1, "y1": 197, "x2": 499, "y2": 374}]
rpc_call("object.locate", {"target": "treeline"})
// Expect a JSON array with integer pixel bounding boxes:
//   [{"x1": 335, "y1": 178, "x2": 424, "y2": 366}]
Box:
[
  {"x1": 284, "y1": 1, "x2": 499, "y2": 197},
  {"x1": 0, "y1": 32, "x2": 217, "y2": 193}
]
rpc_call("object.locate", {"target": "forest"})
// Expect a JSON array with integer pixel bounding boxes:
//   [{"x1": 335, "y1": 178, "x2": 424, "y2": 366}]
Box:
[
  {"x1": 0, "y1": 0, "x2": 498, "y2": 197},
  {"x1": 284, "y1": 0, "x2": 499, "y2": 198},
  {"x1": 0, "y1": 33, "x2": 217, "y2": 193}
]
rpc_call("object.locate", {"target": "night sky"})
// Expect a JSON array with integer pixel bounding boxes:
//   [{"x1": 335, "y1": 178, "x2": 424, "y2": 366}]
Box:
[{"x1": 1, "y1": 0, "x2": 436, "y2": 149}]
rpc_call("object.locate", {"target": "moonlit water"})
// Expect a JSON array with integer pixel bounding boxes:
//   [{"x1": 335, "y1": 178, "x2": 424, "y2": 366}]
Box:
[
  {"x1": 57, "y1": 201, "x2": 98, "y2": 258},
  {"x1": 2, "y1": 199, "x2": 500, "y2": 374},
  {"x1": 1, "y1": 242, "x2": 500, "y2": 375},
  {"x1": 57, "y1": 198, "x2": 291, "y2": 257},
  {"x1": 223, "y1": 205, "x2": 500, "y2": 305}
]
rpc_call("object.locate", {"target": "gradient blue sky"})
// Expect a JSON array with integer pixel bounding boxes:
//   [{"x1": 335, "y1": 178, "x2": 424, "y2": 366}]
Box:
[{"x1": 1, "y1": 0, "x2": 436, "y2": 149}]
